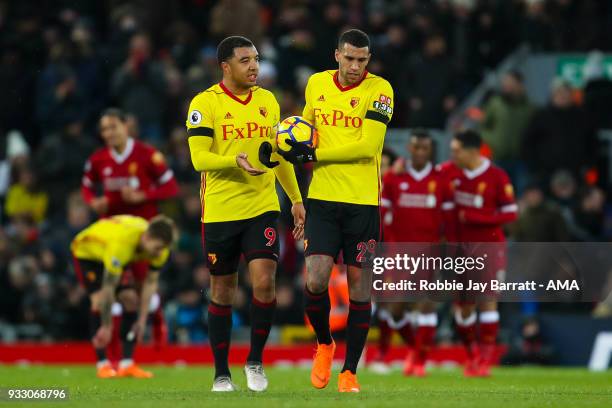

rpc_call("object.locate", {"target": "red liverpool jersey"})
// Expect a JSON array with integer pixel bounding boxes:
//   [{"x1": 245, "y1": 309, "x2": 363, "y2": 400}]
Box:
[
  {"x1": 81, "y1": 138, "x2": 178, "y2": 220},
  {"x1": 452, "y1": 158, "x2": 517, "y2": 242},
  {"x1": 438, "y1": 161, "x2": 462, "y2": 242},
  {"x1": 382, "y1": 162, "x2": 443, "y2": 242}
]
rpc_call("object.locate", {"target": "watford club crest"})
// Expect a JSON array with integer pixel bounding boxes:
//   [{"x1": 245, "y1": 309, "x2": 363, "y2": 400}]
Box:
[
  {"x1": 259, "y1": 107, "x2": 268, "y2": 118},
  {"x1": 208, "y1": 253, "x2": 217, "y2": 265},
  {"x1": 350, "y1": 97, "x2": 360, "y2": 108}
]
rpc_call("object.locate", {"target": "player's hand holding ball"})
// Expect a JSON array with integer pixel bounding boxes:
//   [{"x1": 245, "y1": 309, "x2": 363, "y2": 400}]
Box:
[{"x1": 276, "y1": 116, "x2": 318, "y2": 164}]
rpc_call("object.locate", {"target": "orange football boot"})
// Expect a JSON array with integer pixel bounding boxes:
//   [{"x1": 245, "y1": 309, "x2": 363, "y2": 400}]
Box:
[
  {"x1": 117, "y1": 364, "x2": 154, "y2": 378},
  {"x1": 96, "y1": 362, "x2": 117, "y2": 379},
  {"x1": 310, "y1": 341, "x2": 336, "y2": 389},
  {"x1": 338, "y1": 370, "x2": 360, "y2": 393}
]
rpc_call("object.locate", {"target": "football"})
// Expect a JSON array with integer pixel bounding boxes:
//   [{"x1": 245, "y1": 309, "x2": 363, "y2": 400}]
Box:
[{"x1": 276, "y1": 116, "x2": 318, "y2": 152}]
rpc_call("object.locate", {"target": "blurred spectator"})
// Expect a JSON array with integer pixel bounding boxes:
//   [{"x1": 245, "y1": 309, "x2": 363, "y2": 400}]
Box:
[
  {"x1": 522, "y1": 78, "x2": 595, "y2": 184},
  {"x1": 403, "y1": 33, "x2": 458, "y2": 128},
  {"x1": 502, "y1": 317, "x2": 555, "y2": 365},
  {"x1": 0, "y1": 256, "x2": 37, "y2": 327},
  {"x1": 209, "y1": 0, "x2": 263, "y2": 45},
  {"x1": 35, "y1": 119, "x2": 98, "y2": 215},
  {"x1": 481, "y1": 71, "x2": 534, "y2": 193},
  {"x1": 40, "y1": 192, "x2": 92, "y2": 268},
  {"x1": 111, "y1": 33, "x2": 167, "y2": 143},
  {"x1": 572, "y1": 186, "x2": 606, "y2": 241},
  {"x1": 36, "y1": 44, "x2": 88, "y2": 135},
  {"x1": 0, "y1": 47, "x2": 34, "y2": 139},
  {"x1": 517, "y1": 0, "x2": 553, "y2": 51},
  {"x1": 0, "y1": 129, "x2": 30, "y2": 222},
  {"x1": 549, "y1": 169, "x2": 577, "y2": 209},
  {"x1": 512, "y1": 183, "x2": 569, "y2": 242},
  {"x1": 184, "y1": 46, "x2": 221, "y2": 98},
  {"x1": 582, "y1": 51, "x2": 612, "y2": 129},
  {"x1": 5, "y1": 167, "x2": 48, "y2": 225},
  {"x1": 167, "y1": 126, "x2": 199, "y2": 183}
]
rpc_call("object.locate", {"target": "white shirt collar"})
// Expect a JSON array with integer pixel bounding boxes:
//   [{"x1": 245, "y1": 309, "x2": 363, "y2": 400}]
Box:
[
  {"x1": 109, "y1": 138, "x2": 135, "y2": 164},
  {"x1": 407, "y1": 161, "x2": 433, "y2": 182},
  {"x1": 463, "y1": 157, "x2": 490, "y2": 180}
]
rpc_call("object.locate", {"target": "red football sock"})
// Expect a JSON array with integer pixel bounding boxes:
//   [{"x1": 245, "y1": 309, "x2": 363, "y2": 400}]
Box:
[
  {"x1": 377, "y1": 317, "x2": 393, "y2": 360},
  {"x1": 415, "y1": 313, "x2": 437, "y2": 365},
  {"x1": 455, "y1": 310, "x2": 477, "y2": 358},
  {"x1": 107, "y1": 313, "x2": 122, "y2": 364},
  {"x1": 152, "y1": 305, "x2": 167, "y2": 350},
  {"x1": 395, "y1": 312, "x2": 415, "y2": 347},
  {"x1": 478, "y1": 310, "x2": 499, "y2": 364}
]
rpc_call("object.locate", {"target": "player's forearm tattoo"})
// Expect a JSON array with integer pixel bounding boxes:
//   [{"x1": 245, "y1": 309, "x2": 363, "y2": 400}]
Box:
[{"x1": 100, "y1": 272, "x2": 120, "y2": 326}]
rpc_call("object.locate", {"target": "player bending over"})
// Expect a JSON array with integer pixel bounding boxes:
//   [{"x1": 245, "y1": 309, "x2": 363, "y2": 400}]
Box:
[{"x1": 71, "y1": 215, "x2": 177, "y2": 378}]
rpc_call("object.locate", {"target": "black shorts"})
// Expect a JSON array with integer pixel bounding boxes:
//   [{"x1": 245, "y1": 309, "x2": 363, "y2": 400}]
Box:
[
  {"x1": 72, "y1": 256, "x2": 144, "y2": 295},
  {"x1": 203, "y1": 211, "x2": 280, "y2": 276},
  {"x1": 72, "y1": 257, "x2": 105, "y2": 294},
  {"x1": 304, "y1": 199, "x2": 381, "y2": 267}
]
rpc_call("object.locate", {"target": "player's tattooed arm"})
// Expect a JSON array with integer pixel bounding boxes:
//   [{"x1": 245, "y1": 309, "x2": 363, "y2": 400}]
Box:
[
  {"x1": 133, "y1": 270, "x2": 160, "y2": 342},
  {"x1": 99, "y1": 271, "x2": 120, "y2": 327}
]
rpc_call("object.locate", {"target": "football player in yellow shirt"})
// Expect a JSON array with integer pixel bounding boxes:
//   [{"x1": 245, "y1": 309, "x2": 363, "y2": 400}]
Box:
[
  {"x1": 277, "y1": 29, "x2": 394, "y2": 393},
  {"x1": 70, "y1": 215, "x2": 177, "y2": 379},
  {"x1": 186, "y1": 36, "x2": 305, "y2": 392}
]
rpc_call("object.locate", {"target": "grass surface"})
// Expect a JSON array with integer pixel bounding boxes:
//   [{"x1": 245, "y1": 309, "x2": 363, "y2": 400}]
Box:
[{"x1": 0, "y1": 365, "x2": 611, "y2": 407}]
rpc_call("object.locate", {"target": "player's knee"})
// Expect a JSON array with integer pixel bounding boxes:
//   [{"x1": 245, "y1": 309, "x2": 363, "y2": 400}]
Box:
[
  {"x1": 348, "y1": 286, "x2": 370, "y2": 303},
  {"x1": 306, "y1": 276, "x2": 329, "y2": 294},
  {"x1": 252, "y1": 278, "x2": 275, "y2": 302},
  {"x1": 210, "y1": 276, "x2": 237, "y2": 305}
]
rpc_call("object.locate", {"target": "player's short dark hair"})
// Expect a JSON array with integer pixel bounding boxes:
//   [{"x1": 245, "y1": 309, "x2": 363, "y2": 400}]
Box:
[
  {"x1": 338, "y1": 29, "x2": 370, "y2": 50},
  {"x1": 382, "y1": 147, "x2": 398, "y2": 164},
  {"x1": 217, "y1": 36, "x2": 254, "y2": 65},
  {"x1": 100, "y1": 108, "x2": 127, "y2": 122},
  {"x1": 410, "y1": 128, "x2": 432, "y2": 140},
  {"x1": 454, "y1": 129, "x2": 482, "y2": 149},
  {"x1": 147, "y1": 215, "x2": 178, "y2": 246}
]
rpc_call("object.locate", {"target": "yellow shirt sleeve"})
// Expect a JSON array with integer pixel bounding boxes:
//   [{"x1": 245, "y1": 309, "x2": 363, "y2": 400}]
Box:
[
  {"x1": 103, "y1": 242, "x2": 131, "y2": 276},
  {"x1": 272, "y1": 98, "x2": 302, "y2": 204},
  {"x1": 315, "y1": 80, "x2": 394, "y2": 163},
  {"x1": 186, "y1": 93, "x2": 237, "y2": 171}
]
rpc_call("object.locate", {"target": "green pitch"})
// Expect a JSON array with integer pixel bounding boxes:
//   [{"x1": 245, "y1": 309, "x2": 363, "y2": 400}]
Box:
[{"x1": 0, "y1": 365, "x2": 611, "y2": 407}]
